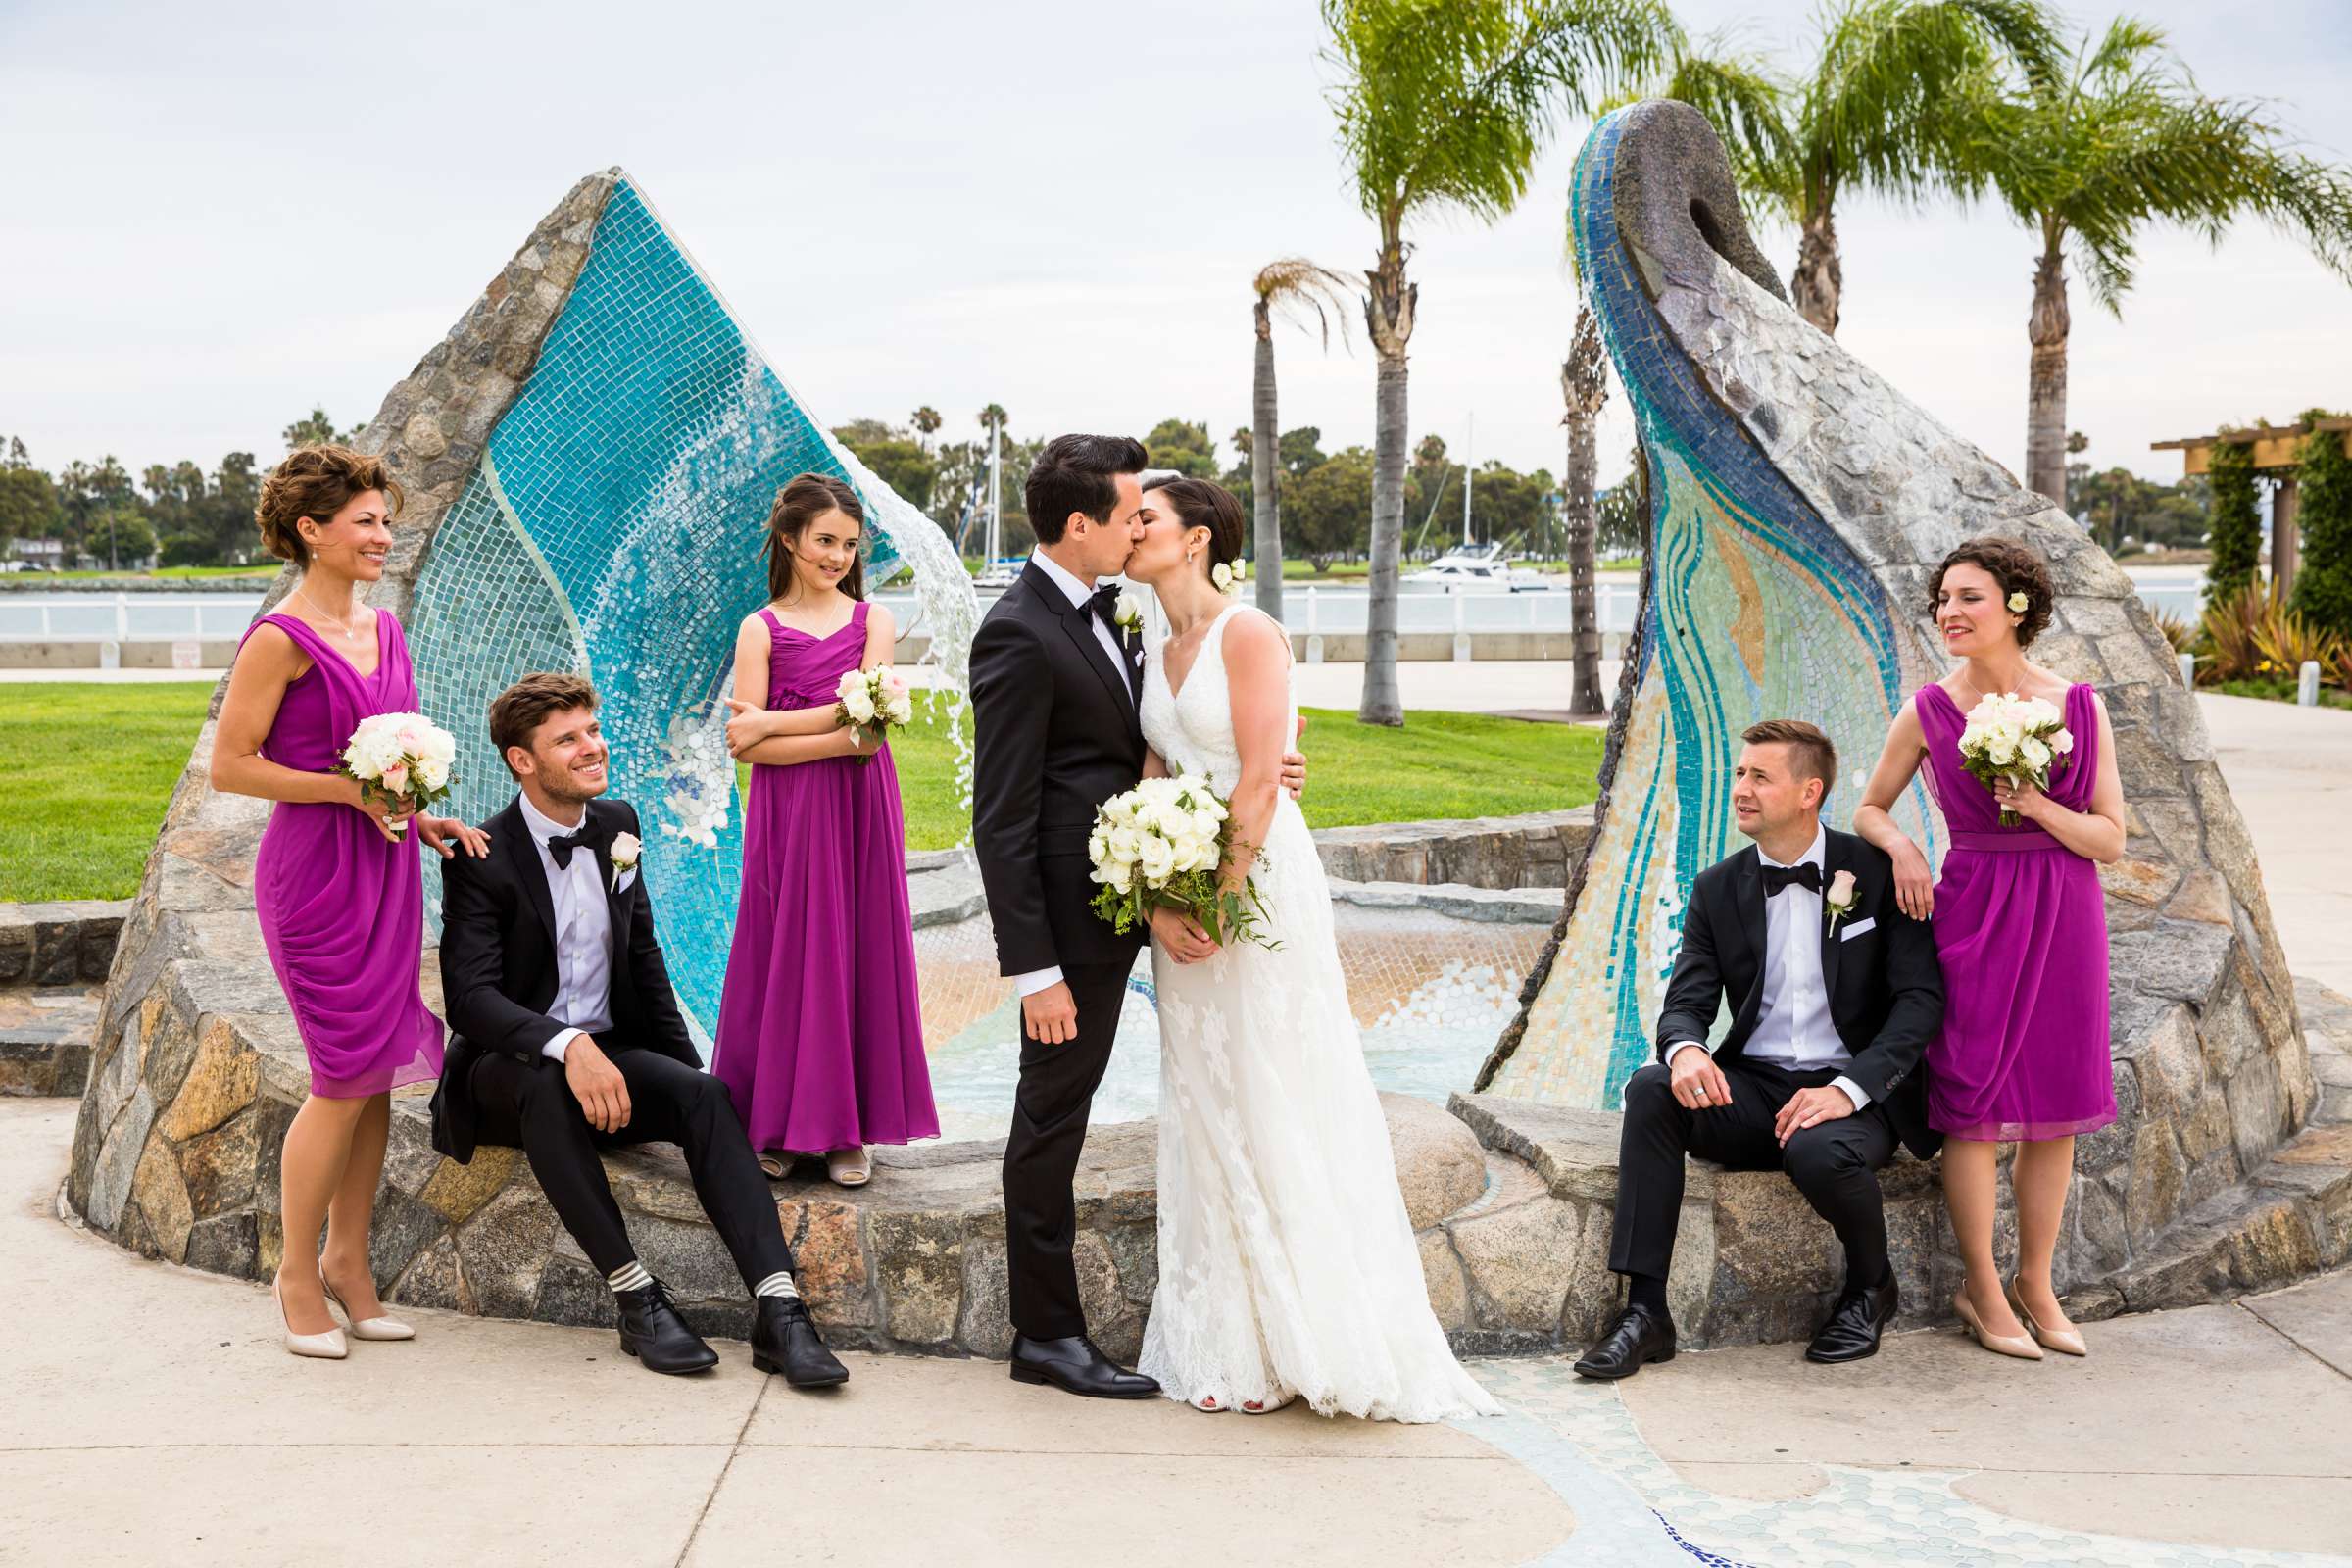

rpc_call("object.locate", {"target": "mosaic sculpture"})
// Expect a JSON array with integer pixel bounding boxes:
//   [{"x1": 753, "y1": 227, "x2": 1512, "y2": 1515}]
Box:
[
  {"x1": 393, "y1": 173, "x2": 975, "y2": 1043},
  {"x1": 1479, "y1": 104, "x2": 2314, "y2": 1278}
]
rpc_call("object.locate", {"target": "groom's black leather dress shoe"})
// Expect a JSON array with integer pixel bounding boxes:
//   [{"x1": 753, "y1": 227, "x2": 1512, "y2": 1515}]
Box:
[
  {"x1": 1806, "y1": 1276, "x2": 1898, "y2": 1364},
  {"x1": 1573, "y1": 1304, "x2": 1677, "y2": 1381},
  {"x1": 1007, "y1": 1333, "x2": 1160, "y2": 1398},
  {"x1": 615, "y1": 1280, "x2": 719, "y2": 1375},
  {"x1": 752, "y1": 1296, "x2": 850, "y2": 1388}
]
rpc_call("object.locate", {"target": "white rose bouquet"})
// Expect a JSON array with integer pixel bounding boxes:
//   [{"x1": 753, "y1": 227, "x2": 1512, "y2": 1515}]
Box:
[
  {"x1": 1088, "y1": 773, "x2": 1277, "y2": 950},
  {"x1": 834, "y1": 666, "x2": 915, "y2": 767},
  {"x1": 338, "y1": 711, "x2": 458, "y2": 840},
  {"x1": 1956, "y1": 691, "x2": 2075, "y2": 827}
]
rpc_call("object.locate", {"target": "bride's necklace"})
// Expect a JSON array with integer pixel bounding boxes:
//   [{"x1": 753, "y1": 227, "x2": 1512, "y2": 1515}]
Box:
[{"x1": 296, "y1": 582, "x2": 366, "y2": 645}]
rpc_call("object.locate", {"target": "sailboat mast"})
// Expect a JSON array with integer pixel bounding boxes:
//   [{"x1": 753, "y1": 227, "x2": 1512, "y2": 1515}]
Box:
[
  {"x1": 1462, "y1": 411, "x2": 1474, "y2": 548},
  {"x1": 986, "y1": 413, "x2": 1002, "y2": 566}
]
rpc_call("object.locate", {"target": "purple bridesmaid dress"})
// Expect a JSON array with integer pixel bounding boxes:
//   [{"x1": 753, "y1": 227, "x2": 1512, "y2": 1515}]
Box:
[
  {"x1": 713, "y1": 602, "x2": 937, "y2": 1154},
  {"x1": 242, "y1": 611, "x2": 444, "y2": 1099},
  {"x1": 1917, "y1": 682, "x2": 2116, "y2": 1141}
]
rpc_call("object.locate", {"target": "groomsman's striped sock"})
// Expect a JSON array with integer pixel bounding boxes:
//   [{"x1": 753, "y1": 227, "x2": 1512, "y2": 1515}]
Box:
[
  {"x1": 754, "y1": 1271, "x2": 802, "y2": 1301},
  {"x1": 608, "y1": 1260, "x2": 655, "y2": 1294}
]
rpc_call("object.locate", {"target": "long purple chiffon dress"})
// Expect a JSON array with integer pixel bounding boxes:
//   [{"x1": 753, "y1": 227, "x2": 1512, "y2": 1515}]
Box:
[
  {"x1": 713, "y1": 602, "x2": 937, "y2": 1154},
  {"x1": 243, "y1": 611, "x2": 444, "y2": 1099},
  {"x1": 1918, "y1": 681, "x2": 2116, "y2": 1142}
]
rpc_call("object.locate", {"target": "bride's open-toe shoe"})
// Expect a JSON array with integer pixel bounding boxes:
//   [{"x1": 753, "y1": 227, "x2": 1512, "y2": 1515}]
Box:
[
  {"x1": 273, "y1": 1274, "x2": 347, "y2": 1360},
  {"x1": 2008, "y1": 1273, "x2": 2086, "y2": 1357},
  {"x1": 1953, "y1": 1286, "x2": 2042, "y2": 1361},
  {"x1": 826, "y1": 1147, "x2": 871, "y2": 1188},
  {"x1": 1240, "y1": 1391, "x2": 1297, "y2": 1415},
  {"x1": 1190, "y1": 1394, "x2": 1228, "y2": 1412},
  {"x1": 321, "y1": 1275, "x2": 415, "y2": 1343}
]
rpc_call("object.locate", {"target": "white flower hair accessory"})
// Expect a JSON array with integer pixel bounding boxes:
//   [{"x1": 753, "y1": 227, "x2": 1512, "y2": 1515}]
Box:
[
  {"x1": 1211, "y1": 558, "x2": 1247, "y2": 596},
  {"x1": 2007, "y1": 590, "x2": 2031, "y2": 613}
]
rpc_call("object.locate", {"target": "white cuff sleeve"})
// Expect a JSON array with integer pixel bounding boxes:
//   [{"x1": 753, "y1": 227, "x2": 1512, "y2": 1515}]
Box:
[
  {"x1": 1012, "y1": 966, "x2": 1065, "y2": 999},
  {"x1": 541, "y1": 1027, "x2": 582, "y2": 1063},
  {"x1": 1665, "y1": 1040, "x2": 1709, "y2": 1066},
  {"x1": 1831, "y1": 1074, "x2": 1871, "y2": 1111}
]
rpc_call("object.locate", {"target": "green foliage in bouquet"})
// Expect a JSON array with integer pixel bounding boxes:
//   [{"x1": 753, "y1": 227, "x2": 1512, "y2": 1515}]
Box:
[{"x1": 1087, "y1": 775, "x2": 1281, "y2": 952}]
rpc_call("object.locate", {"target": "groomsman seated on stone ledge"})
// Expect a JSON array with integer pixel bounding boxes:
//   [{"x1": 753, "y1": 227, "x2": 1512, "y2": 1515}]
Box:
[
  {"x1": 1575, "y1": 719, "x2": 1945, "y2": 1379},
  {"x1": 429, "y1": 671, "x2": 848, "y2": 1387}
]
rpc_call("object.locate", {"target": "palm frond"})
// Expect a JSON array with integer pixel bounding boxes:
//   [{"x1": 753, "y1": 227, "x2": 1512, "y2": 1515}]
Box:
[
  {"x1": 1252, "y1": 258, "x2": 1360, "y2": 352},
  {"x1": 1322, "y1": 0, "x2": 1672, "y2": 236}
]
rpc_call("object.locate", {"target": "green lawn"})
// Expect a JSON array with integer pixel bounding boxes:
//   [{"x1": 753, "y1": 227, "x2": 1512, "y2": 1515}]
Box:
[
  {"x1": 0, "y1": 682, "x2": 213, "y2": 902},
  {"x1": 2, "y1": 684, "x2": 1601, "y2": 902},
  {"x1": 2208, "y1": 678, "x2": 2352, "y2": 711}
]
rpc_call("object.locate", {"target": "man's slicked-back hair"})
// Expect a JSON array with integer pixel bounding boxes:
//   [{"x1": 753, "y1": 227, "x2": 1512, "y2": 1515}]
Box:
[
  {"x1": 1025, "y1": 434, "x2": 1149, "y2": 544},
  {"x1": 1742, "y1": 718, "x2": 1838, "y2": 799}
]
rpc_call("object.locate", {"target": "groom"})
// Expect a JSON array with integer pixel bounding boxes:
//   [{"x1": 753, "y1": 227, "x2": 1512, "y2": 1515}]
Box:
[
  {"x1": 968, "y1": 434, "x2": 1301, "y2": 1398},
  {"x1": 1575, "y1": 719, "x2": 1944, "y2": 1379},
  {"x1": 429, "y1": 672, "x2": 847, "y2": 1387}
]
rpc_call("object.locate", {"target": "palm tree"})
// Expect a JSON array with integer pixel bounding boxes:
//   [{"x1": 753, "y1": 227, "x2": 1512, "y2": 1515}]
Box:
[
  {"x1": 1663, "y1": 1, "x2": 2061, "y2": 336},
  {"x1": 1322, "y1": 0, "x2": 1666, "y2": 726},
  {"x1": 1249, "y1": 259, "x2": 1355, "y2": 624},
  {"x1": 1971, "y1": 18, "x2": 2352, "y2": 501},
  {"x1": 1560, "y1": 310, "x2": 1609, "y2": 714},
  {"x1": 911, "y1": 406, "x2": 943, "y2": 451}
]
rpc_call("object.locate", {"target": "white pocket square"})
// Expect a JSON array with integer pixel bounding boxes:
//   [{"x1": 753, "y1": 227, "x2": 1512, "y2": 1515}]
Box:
[
  {"x1": 1839, "y1": 915, "x2": 1877, "y2": 941},
  {"x1": 612, "y1": 867, "x2": 639, "y2": 895}
]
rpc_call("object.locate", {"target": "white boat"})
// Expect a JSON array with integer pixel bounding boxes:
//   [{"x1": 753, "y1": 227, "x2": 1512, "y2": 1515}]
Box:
[
  {"x1": 972, "y1": 561, "x2": 1021, "y2": 590},
  {"x1": 1406, "y1": 543, "x2": 1555, "y2": 591}
]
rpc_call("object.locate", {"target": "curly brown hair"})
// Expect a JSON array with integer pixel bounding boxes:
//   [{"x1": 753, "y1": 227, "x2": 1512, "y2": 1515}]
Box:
[
  {"x1": 255, "y1": 444, "x2": 403, "y2": 565},
  {"x1": 488, "y1": 672, "x2": 599, "y2": 776},
  {"x1": 1931, "y1": 536, "x2": 2054, "y2": 649}
]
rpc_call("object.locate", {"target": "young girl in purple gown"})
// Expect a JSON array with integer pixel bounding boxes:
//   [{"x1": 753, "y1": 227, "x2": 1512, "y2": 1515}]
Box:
[
  {"x1": 714, "y1": 474, "x2": 936, "y2": 1186},
  {"x1": 212, "y1": 444, "x2": 490, "y2": 1358},
  {"x1": 1856, "y1": 536, "x2": 2126, "y2": 1362}
]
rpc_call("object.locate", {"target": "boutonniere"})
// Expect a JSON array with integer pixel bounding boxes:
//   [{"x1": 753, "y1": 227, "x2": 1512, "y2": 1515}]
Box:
[
  {"x1": 1822, "y1": 867, "x2": 1858, "y2": 933},
  {"x1": 1113, "y1": 590, "x2": 1145, "y2": 637},
  {"x1": 609, "y1": 830, "x2": 642, "y2": 893}
]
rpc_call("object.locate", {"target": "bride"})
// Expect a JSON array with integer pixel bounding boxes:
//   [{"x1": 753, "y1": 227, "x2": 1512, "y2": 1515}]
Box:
[{"x1": 1124, "y1": 475, "x2": 1499, "y2": 1423}]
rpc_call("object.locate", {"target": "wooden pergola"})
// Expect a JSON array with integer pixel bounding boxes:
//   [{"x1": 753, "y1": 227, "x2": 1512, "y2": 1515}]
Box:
[{"x1": 2152, "y1": 416, "x2": 2352, "y2": 590}]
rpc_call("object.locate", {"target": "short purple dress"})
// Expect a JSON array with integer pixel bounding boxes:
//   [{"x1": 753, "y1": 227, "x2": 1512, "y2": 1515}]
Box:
[
  {"x1": 243, "y1": 611, "x2": 444, "y2": 1099},
  {"x1": 713, "y1": 603, "x2": 937, "y2": 1154},
  {"x1": 1918, "y1": 681, "x2": 2116, "y2": 1142}
]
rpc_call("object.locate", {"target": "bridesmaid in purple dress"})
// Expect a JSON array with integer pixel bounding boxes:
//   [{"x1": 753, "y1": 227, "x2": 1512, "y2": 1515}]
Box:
[
  {"x1": 715, "y1": 474, "x2": 936, "y2": 1187},
  {"x1": 1856, "y1": 537, "x2": 2126, "y2": 1363},
  {"x1": 212, "y1": 445, "x2": 489, "y2": 1358}
]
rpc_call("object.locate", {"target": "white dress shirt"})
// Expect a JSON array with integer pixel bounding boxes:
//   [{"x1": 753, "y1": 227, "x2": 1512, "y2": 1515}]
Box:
[
  {"x1": 518, "y1": 791, "x2": 614, "y2": 1062},
  {"x1": 1011, "y1": 548, "x2": 1133, "y2": 1002},
  {"x1": 1667, "y1": 824, "x2": 1870, "y2": 1110}
]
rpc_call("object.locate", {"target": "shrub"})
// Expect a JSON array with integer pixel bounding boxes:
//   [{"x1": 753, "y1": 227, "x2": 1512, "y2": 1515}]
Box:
[
  {"x1": 2290, "y1": 418, "x2": 2352, "y2": 639},
  {"x1": 2206, "y1": 439, "x2": 2261, "y2": 606}
]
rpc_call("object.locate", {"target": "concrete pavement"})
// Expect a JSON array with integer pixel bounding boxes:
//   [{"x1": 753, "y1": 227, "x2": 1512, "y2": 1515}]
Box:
[{"x1": 2198, "y1": 693, "x2": 2352, "y2": 993}]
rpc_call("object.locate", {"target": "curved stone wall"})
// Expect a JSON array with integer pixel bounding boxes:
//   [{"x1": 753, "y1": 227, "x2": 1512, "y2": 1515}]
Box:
[{"x1": 1479, "y1": 102, "x2": 2314, "y2": 1295}]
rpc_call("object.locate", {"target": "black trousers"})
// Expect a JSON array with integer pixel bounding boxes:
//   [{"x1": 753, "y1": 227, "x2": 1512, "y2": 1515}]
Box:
[
  {"x1": 1003, "y1": 959, "x2": 1133, "y2": 1340},
  {"x1": 469, "y1": 1047, "x2": 795, "y2": 1292},
  {"x1": 1609, "y1": 1056, "x2": 1897, "y2": 1289}
]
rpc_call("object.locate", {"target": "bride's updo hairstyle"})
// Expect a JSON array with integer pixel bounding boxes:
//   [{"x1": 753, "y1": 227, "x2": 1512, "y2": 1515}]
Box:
[
  {"x1": 1930, "y1": 535, "x2": 2055, "y2": 649},
  {"x1": 1143, "y1": 474, "x2": 1246, "y2": 582}
]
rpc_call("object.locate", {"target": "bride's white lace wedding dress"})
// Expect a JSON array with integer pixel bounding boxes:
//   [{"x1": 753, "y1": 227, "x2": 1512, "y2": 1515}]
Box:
[{"x1": 1135, "y1": 603, "x2": 1499, "y2": 1422}]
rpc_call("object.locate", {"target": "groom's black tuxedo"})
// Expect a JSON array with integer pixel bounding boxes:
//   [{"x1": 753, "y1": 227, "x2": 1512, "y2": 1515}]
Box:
[
  {"x1": 969, "y1": 559, "x2": 1149, "y2": 1342},
  {"x1": 969, "y1": 560, "x2": 1148, "y2": 976}
]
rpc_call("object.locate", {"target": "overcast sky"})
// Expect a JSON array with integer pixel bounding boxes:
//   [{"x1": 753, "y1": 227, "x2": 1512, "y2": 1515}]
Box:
[{"x1": 4, "y1": 0, "x2": 2347, "y2": 499}]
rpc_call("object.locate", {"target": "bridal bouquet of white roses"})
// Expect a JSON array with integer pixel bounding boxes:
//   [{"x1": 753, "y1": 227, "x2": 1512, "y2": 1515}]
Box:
[
  {"x1": 1088, "y1": 774, "x2": 1276, "y2": 950},
  {"x1": 338, "y1": 711, "x2": 458, "y2": 840},
  {"x1": 1956, "y1": 691, "x2": 2074, "y2": 826},
  {"x1": 835, "y1": 665, "x2": 914, "y2": 766}
]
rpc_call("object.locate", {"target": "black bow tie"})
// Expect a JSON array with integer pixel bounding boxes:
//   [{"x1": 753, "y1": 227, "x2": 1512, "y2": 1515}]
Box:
[
  {"x1": 1761, "y1": 861, "x2": 1823, "y2": 897},
  {"x1": 546, "y1": 827, "x2": 597, "y2": 870},
  {"x1": 1086, "y1": 582, "x2": 1125, "y2": 629}
]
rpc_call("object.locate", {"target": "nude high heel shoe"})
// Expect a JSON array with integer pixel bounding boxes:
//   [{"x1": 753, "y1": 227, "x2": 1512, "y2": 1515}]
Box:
[
  {"x1": 321, "y1": 1276, "x2": 416, "y2": 1342},
  {"x1": 273, "y1": 1274, "x2": 348, "y2": 1360},
  {"x1": 2008, "y1": 1274, "x2": 2086, "y2": 1357},
  {"x1": 1953, "y1": 1286, "x2": 2042, "y2": 1361}
]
